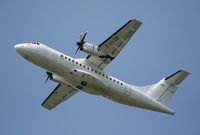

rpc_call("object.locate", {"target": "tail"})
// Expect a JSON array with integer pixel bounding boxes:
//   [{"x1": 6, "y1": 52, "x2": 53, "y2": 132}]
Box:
[{"x1": 134, "y1": 70, "x2": 189, "y2": 113}]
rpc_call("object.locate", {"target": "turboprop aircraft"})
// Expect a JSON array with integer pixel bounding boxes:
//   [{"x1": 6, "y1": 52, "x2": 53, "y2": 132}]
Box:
[{"x1": 14, "y1": 19, "x2": 189, "y2": 115}]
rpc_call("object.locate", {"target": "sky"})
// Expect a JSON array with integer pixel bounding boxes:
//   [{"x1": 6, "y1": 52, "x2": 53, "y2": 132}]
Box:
[{"x1": 0, "y1": 0, "x2": 200, "y2": 134}]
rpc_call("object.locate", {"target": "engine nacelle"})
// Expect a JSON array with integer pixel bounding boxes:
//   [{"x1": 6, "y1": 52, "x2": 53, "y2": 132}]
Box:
[
  {"x1": 81, "y1": 43, "x2": 104, "y2": 56},
  {"x1": 51, "y1": 74, "x2": 66, "y2": 84},
  {"x1": 81, "y1": 43, "x2": 115, "y2": 60}
]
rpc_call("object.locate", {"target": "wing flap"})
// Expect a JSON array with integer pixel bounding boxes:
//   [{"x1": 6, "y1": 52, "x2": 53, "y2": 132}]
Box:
[{"x1": 42, "y1": 84, "x2": 78, "y2": 110}]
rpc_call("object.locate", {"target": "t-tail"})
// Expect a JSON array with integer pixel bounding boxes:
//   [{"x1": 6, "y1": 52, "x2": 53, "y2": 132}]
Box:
[{"x1": 133, "y1": 70, "x2": 189, "y2": 115}]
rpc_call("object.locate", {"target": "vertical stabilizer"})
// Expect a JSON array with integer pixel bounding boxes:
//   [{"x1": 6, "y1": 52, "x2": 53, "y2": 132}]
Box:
[{"x1": 147, "y1": 70, "x2": 189, "y2": 105}]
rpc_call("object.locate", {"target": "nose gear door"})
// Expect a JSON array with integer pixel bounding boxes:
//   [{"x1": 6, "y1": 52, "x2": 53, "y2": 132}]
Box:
[{"x1": 124, "y1": 84, "x2": 131, "y2": 97}]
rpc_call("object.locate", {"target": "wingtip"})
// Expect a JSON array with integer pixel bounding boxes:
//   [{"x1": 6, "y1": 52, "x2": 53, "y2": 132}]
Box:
[
  {"x1": 41, "y1": 104, "x2": 52, "y2": 110},
  {"x1": 181, "y1": 69, "x2": 190, "y2": 75},
  {"x1": 132, "y1": 19, "x2": 143, "y2": 24}
]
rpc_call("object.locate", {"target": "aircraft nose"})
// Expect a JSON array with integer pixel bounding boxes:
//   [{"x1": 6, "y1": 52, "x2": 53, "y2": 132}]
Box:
[
  {"x1": 14, "y1": 43, "x2": 29, "y2": 56},
  {"x1": 14, "y1": 44, "x2": 22, "y2": 52}
]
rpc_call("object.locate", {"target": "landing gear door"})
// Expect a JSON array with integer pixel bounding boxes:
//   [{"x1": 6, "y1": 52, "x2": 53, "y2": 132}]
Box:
[
  {"x1": 124, "y1": 84, "x2": 131, "y2": 97},
  {"x1": 81, "y1": 73, "x2": 94, "y2": 85}
]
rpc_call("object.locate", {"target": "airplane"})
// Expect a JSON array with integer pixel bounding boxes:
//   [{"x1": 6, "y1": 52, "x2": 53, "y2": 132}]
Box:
[{"x1": 14, "y1": 19, "x2": 189, "y2": 115}]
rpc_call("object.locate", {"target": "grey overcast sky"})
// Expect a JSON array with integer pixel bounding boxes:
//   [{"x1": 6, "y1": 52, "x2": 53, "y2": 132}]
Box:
[{"x1": 0, "y1": 0, "x2": 200, "y2": 135}]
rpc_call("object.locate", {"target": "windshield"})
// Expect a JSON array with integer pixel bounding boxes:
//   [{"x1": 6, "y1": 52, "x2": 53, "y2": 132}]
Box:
[{"x1": 32, "y1": 42, "x2": 40, "y2": 45}]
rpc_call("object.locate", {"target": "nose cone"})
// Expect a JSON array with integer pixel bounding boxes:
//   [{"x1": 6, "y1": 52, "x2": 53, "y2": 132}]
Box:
[
  {"x1": 14, "y1": 43, "x2": 30, "y2": 58},
  {"x1": 14, "y1": 44, "x2": 23, "y2": 53}
]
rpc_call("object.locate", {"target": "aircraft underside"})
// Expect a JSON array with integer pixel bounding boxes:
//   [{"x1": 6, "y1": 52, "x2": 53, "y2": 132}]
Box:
[{"x1": 14, "y1": 19, "x2": 189, "y2": 115}]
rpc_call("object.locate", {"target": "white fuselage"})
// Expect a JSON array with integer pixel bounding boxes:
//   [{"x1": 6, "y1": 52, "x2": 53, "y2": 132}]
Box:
[{"x1": 15, "y1": 43, "x2": 175, "y2": 114}]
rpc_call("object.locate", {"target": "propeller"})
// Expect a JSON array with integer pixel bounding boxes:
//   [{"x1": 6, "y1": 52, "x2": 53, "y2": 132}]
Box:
[
  {"x1": 44, "y1": 71, "x2": 53, "y2": 84},
  {"x1": 75, "y1": 32, "x2": 87, "y2": 54}
]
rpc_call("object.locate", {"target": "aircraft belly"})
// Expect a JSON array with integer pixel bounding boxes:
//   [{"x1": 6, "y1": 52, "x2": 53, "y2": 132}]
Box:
[
  {"x1": 99, "y1": 84, "x2": 166, "y2": 113},
  {"x1": 31, "y1": 52, "x2": 104, "y2": 95},
  {"x1": 114, "y1": 87, "x2": 174, "y2": 114},
  {"x1": 30, "y1": 53, "x2": 160, "y2": 111},
  {"x1": 63, "y1": 69, "x2": 106, "y2": 95}
]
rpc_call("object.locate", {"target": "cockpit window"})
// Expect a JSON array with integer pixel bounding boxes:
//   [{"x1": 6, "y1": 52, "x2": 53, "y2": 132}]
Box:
[{"x1": 32, "y1": 42, "x2": 40, "y2": 45}]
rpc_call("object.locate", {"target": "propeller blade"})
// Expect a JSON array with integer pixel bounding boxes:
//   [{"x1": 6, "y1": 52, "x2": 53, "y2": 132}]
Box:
[
  {"x1": 75, "y1": 47, "x2": 80, "y2": 55},
  {"x1": 44, "y1": 76, "x2": 50, "y2": 84},
  {"x1": 80, "y1": 32, "x2": 83, "y2": 40},
  {"x1": 81, "y1": 32, "x2": 87, "y2": 43},
  {"x1": 44, "y1": 71, "x2": 52, "y2": 84}
]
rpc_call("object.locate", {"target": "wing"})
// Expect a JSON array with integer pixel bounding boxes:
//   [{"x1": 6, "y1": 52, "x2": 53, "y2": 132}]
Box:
[
  {"x1": 86, "y1": 19, "x2": 142, "y2": 69},
  {"x1": 42, "y1": 84, "x2": 78, "y2": 110}
]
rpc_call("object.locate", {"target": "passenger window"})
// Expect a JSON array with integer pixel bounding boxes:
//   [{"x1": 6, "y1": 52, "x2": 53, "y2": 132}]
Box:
[
  {"x1": 65, "y1": 57, "x2": 67, "y2": 59},
  {"x1": 95, "y1": 71, "x2": 97, "y2": 73},
  {"x1": 72, "y1": 60, "x2": 74, "y2": 62},
  {"x1": 76, "y1": 62, "x2": 78, "y2": 64},
  {"x1": 80, "y1": 64, "x2": 82, "y2": 66},
  {"x1": 68, "y1": 58, "x2": 71, "y2": 61},
  {"x1": 61, "y1": 55, "x2": 63, "y2": 57}
]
